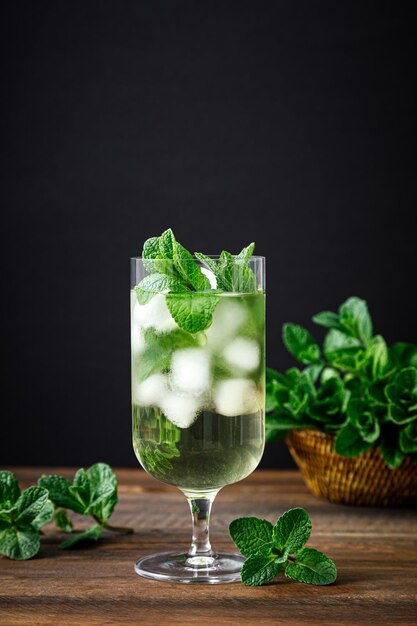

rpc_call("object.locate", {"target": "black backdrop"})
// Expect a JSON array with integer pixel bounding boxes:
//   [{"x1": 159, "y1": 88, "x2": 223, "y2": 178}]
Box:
[{"x1": 1, "y1": 2, "x2": 415, "y2": 469}]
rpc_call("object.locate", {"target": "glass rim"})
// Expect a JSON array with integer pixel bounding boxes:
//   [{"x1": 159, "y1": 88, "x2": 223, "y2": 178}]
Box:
[{"x1": 130, "y1": 255, "x2": 266, "y2": 261}]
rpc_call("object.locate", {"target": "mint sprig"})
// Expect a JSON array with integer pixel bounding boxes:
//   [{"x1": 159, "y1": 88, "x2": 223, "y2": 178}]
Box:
[
  {"x1": 39, "y1": 463, "x2": 132, "y2": 548},
  {"x1": 136, "y1": 229, "x2": 257, "y2": 334},
  {"x1": 0, "y1": 464, "x2": 132, "y2": 560},
  {"x1": 229, "y1": 507, "x2": 337, "y2": 586},
  {"x1": 0, "y1": 471, "x2": 53, "y2": 560}
]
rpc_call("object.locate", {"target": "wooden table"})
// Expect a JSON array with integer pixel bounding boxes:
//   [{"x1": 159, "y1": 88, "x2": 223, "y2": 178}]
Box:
[{"x1": 1, "y1": 469, "x2": 416, "y2": 625}]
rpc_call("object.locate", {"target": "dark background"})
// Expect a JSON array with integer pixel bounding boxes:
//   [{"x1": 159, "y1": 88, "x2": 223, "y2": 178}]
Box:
[{"x1": 1, "y1": 2, "x2": 415, "y2": 469}]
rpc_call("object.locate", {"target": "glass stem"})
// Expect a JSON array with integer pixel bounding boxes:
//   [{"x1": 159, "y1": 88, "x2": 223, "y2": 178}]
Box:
[{"x1": 186, "y1": 494, "x2": 216, "y2": 559}]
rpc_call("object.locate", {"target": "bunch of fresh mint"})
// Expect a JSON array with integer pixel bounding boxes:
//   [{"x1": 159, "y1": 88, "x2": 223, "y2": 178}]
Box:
[
  {"x1": 135, "y1": 229, "x2": 256, "y2": 333},
  {"x1": 0, "y1": 464, "x2": 132, "y2": 560},
  {"x1": 266, "y1": 296, "x2": 417, "y2": 467},
  {"x1": 229, "y1": 507, "x2": 337, "y2": 586}
]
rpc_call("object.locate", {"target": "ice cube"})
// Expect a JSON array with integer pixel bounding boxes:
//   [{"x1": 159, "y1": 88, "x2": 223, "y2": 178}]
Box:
[
  {"x1": 133, "y1": 373, "x2": 168, "y2": 406},
  {"x1": 171, "y1": 348, "x2": 211, "y2": 396},
  {"x1": 132, "y1": 293, "x2": 177, "y2": 332},
  {"x1": 161, "y1": 392, "x2": 201, "y2": 428},
  {"x1": 213, "y1": 378, "x2": 261, "y2": 417},
  {"x1": 201, "y1": 267, "x2": 217, "y2": 288},
  {"x1": 205, "y1": 299, "x2": 247, "y2": 351},
  {"x1": 223, "y1": 338, "x2": 260, "y2": 373}
]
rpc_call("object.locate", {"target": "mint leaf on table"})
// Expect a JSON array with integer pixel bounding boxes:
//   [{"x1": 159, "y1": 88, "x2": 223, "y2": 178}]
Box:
[
  {"x1": 241, "y1": 553, "x2": 284, "y2": 586},
  {"x1": 54, "y1": 509, "x2": 73, "y2": 533},
  {"x1": 230, "y1": 507, "x2": 336, "y2": 587},
  {"x1": 39, "y1": 463, "x2": 132, "y2": 548},
  {"x1": 285, "y1": 547, "x2": 337, "y2": 585},
  {"x1": 0, "y1": 472, "x2": 53, "y2": 561},
  {"x1": 229, "y1": 517, "x2": 273, "y2": 557},
  {"x1": 59, "y1": 524, "x2": 103, "y2": 549},
  {"x1": 272, "y1": 508, "x2": 311, "y2": 555}
]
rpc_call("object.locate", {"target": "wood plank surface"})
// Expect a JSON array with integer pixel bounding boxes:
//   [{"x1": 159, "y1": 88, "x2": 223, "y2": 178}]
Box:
[{"x1": 1, "y1": 468, "x2": 416, "y2": 625}]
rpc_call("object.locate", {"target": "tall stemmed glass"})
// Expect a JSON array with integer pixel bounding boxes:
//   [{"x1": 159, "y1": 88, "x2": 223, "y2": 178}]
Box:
[{"x1": 131, "y1": 256, "x2": 265, "y2": 583}]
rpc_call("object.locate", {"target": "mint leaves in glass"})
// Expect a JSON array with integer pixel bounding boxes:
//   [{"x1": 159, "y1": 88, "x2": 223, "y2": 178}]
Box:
[{"x1": 131, "y1": 230, "x2": 265, "y2": 583}]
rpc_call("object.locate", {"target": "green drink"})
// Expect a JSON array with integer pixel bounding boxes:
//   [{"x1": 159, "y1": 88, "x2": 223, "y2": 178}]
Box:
[
  {"x1": 132, "y1": 292, "x2": 265, "y2": 495},
  {"x1": 131, "y1": 229, "x2": 265, "y2": 583}
]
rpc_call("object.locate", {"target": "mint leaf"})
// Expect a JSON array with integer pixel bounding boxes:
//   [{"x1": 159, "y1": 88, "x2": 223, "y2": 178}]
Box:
[
  {"x1": 138, "y1": 328, "x2": 198, "y2": 382},
  {"x1": 0, "y1": 471, "x2": 20, "y2": 509},
  {"x1": 390, "y1": 343, "x2": 417, "y2": 368},
  {"x1": 241, "y1": 553, "x2": 283, "y2": 586},
  {"x1": 38, "y1": 475, "x2": 85, "y2": 514},
  {"x1": 60, "y1": 524, "x2": 102, "y2": 549},
  {"x1": 334, "y1": 422, "x2": 372, "y2": 457},
  {"x1": 272, "y1": 508, "x2": 311, "y2": 554},
  {"x1": 282, "y1": 324, "x2": 322, "y2": 365},
  {"x1": 347, "y1": 399, "x2": 380, "y2": 443},
  {"x1": 312, "y1": 311, "x2": 344, "y2": 331},
  {"x1": 338, "y1": 297, "x2": 373, "y2": 345},
  {"x1": 166, "y1": 292, "x2": 220, "y2": 333},
  {"x1": 135, "y1": 274, "x2": 189, "y2": 305},
  {"x1": 173, "y1": 241, "x2": 210, "y2": 291},
  {"x1": 285, "y1": 547, "x2": 337, "y2": 585},
  {"x1": 14, "y1": 487, "x2": 52, "y2": 527},
  {"x1": 142, "y1": 236, "x2": 161, "y2": 273},
  {"x1": 386, "y1": 368, "x2": 417, "y2": 424},
  {"x1": 159, "y1": 228, "x2": 176, "y2": 258},
  {"x1": 195, "y1": 243, "x2": 256, "y2": 292},
  {"x1": 54, "y1": 509, "x2": 73, "y2": 533},
  {"x1": 82, "y1": 463, "x2": 118, "y2": 523},
  {"x1": 0, "y1": 526, "x2": 40, "y2": 561},
  {"x1": 229, "y1": 517, "x2": 273, "y2": 557},
  {"x1": 399, "y1": 423, "x2": 417, "y2": 454}
]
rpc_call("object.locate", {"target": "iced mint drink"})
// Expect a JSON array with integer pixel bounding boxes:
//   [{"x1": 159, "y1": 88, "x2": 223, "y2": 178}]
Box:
[{"x1": 132, "y1": 291, "x2": 265, "y2": 495}]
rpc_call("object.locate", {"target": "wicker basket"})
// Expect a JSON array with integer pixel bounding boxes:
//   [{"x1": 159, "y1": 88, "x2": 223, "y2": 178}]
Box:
[{"x1": 287, "y1": 429, "x2": 417, "y2": 506}]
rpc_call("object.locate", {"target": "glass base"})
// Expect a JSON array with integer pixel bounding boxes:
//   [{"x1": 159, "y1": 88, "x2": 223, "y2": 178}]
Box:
[{"x1": 134, "y1": 551, "x2": 245, "y2": 584}]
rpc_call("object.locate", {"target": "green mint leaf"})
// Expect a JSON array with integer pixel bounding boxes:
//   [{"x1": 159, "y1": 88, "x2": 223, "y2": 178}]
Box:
[
  {"x1": 166, "y1": 292, "x2": 220, "y2": 333},
  {"x1": 159, "y1": 228, "x2": 176, "y2": 258},
  {"x1": 312, "y1": 311, "x2": 345, "y2": 331},
  {"x1": 334, "y1": 422, "x2": 372, "y2": 457},
  {"x1": 390, "y1": 343, "x2": 417, "y2": 368},
  {"x1": 38, "y1": 475, "x2": 85, "y2": 514},
  {"x1": 142, "y1": 236, "x2": 161, "y2": 273},
  {"x1": 60, "y1": 524, "x2": 102, "y2": 549},
  {"x1": 308, "y1": 376, "x2": 349, "y2": 425},
  {"x1": 282, "y1": 324, "x2": 322, "y2": 365},
  {"x1": 323, "y1": 330, "x2": 363, "y2": 369},
  {"x1": 0, "y1": 471, "x2": 20, "y2": 510},
  {"x1": 31, "y1": 499, "x2": 54, "y2": 530},
  {"x1": 237, "y1": 242, "x2": 255, "y2": 260},
  {"x1": 83, "y1": 463, "x2": 118, "y2": 523},
  {"x1": 54, "y1": 509, "x2": 73, "y2": 533},
  {"x1": 363, "y1": 336, "x2": 391, "y2": 381},
  {"x1": 241, "y1": 552, "x2": 283, "y2": 586},
  {"x1": 385, "y1": 368, "x2": 417, "y2": 424},
  {"x1": 285, "y1": 547, "x2": 337, "y2": 585},
  {"x1": 173, "y1": 241, "x2": 210, "y2": 291},
  {"x1": 272, "y1": 508, "x2": 311, "y2": 554},
  {"x1": 338, "y1": 297, "x2": 373, "y2": 345},
  {"x1": 14, "y1": 487, "x2": 52, "y2": 528},
  {"x1": 379, "y1": 426, "x2": 405, "y2": 468},
  {"x1": 138, "y1": 328, "x2": 199, "y2": 382},
  {"x1": 347, "y1": 399, "x2": 380, "y2": 443},
  {"x1": 303, "y1": 364, "x2": 323, "y2": 383},
  {"x1": 399, "y1": 423, "x2": 417, "y2": 454},
  {"x1": 135, "y1": 274, "x2": 189, "y2": 305},
  {"x1": 229, "y1": 517, "x2": 273, "y2": 557},
  {"x1": 0, "y1": 526, "x2": 40, "y2": 560},
  {"x1": 194, "y1": 252, "x2": 218, "y2": 276}
]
